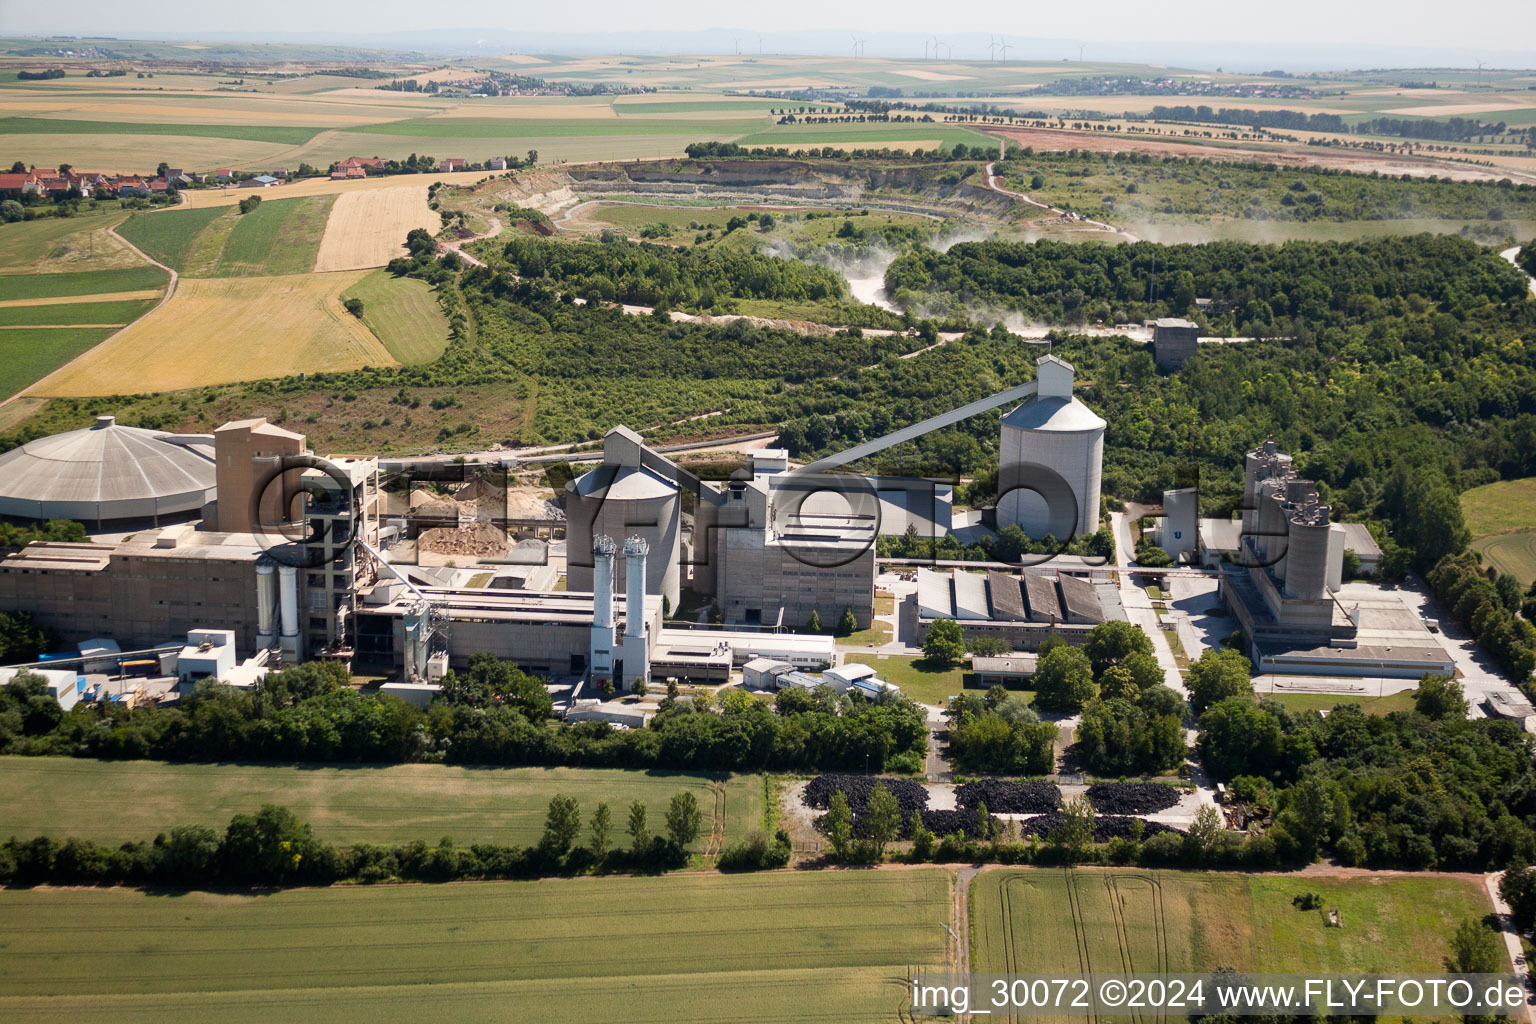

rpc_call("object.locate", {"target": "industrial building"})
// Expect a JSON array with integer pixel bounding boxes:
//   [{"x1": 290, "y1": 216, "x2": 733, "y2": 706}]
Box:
[
  {"x1": 1215, "y1": 439, "x2": 1451, "y2": 678},
  {"x1": 1, "y1": 353, "x2": 1105, "y2": 698},
  {"x1": 1152, "y1": 318, "x2": 1200, "y2": 371},
  {"x1": 904, "y1": 566, "x2": 1124, "y2": 649},
  {"x1": 0, "y1": 414, "x2": 216, "y2": 527}
]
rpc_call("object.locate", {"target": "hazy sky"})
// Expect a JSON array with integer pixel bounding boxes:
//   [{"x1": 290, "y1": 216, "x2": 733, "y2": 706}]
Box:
[{"x1": 5, "y1": 0, "x2": 1534, "y2": 55}]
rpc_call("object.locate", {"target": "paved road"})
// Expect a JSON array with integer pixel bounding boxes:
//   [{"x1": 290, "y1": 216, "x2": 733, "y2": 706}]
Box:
[
  {"x1": 1110, "y1": 511, "x2": 1186, "y2": 692},
  {"x1": 1485, "y1": 871, "x2": 1536, "y2": 1024}
]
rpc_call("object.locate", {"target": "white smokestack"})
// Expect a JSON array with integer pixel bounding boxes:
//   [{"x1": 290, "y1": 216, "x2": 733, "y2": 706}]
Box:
[
  {"x1": 592, "y1": 536, "x2": 616, "y2": 630},
  {"x1": 623, "y1": 536, "x2": 648, "y2": 640}
]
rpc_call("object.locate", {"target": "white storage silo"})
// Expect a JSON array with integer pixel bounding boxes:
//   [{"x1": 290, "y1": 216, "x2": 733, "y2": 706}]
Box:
[{"x1": 998, "y1": 356, "x2": 1105, "y2": 540}]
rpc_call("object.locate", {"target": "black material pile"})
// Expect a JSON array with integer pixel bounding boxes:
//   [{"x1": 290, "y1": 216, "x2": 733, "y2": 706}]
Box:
[
  {"x1": 815, "y1": 808, "x2": 1000, "y2": 839},
  {"x1": 803, "y1": 774, "x2": 929, "y2": 815},
  {"x1": 1085, "y1": 782, "x2": 1182, "y2": 815},
  {"x1": 1019, "y1": 813, "x2": 1184, "y2": 841},
  {"x1": 954, "y1": 780, "x2": 1063, "y2": 814}
]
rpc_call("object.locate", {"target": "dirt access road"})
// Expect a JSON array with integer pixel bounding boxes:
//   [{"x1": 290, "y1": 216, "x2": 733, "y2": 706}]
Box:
[{"x1": 983, "y1": 160, "x2": 1138, "y2": 241}]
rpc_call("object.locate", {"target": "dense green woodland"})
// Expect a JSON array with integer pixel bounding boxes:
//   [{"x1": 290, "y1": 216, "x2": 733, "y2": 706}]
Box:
[{"x1": 1197, "y1": 682, "x2": 1536, "y2": 870}]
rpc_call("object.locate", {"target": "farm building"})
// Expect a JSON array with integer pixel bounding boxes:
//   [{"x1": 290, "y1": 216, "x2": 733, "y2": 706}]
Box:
[
  {"x1": 239, "y1": 175, "x2": 279, "y2": 188},
  {"x1": 439, "y1": 158, "x2": 468, "y2": 171}
]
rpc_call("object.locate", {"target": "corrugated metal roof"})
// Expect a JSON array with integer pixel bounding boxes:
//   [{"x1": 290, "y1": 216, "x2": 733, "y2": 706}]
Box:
[
  {"x1": 953, "y1": 570, "x2": 990, "y2": 620},
  {"x1": 1023, "y1": 572, "x2": 1060, "y2": 622},
  {"x1": 987, "y1": 571, "x2": 1027, "y2": 620},
  {"x1": 0, "y1": 416, "x2": 214, "y2": 521},
  {"x1": 916, "y1": 568, "x2": 953, "y2": 619}
]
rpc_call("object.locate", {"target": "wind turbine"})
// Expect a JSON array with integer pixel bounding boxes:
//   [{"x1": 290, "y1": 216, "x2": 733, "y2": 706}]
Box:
[
  {"x1": 1079, "y1": 43, "x2": 1087, "y2": 62},
  {"x1": 998, "y1": 38, "x2": 1011, "y2": 61},
  {"x1": 733, "y1": 36, "x2": 742, "y2": 56},
  {"x1": 988, "y1": 36, "x2": 998, "y2": 61}
]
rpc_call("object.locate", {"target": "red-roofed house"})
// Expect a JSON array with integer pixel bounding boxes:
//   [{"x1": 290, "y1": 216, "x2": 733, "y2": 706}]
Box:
[
  {"x1": 439, "y1": 158, "x2": 467, "y2": 172},
  {"x1": 0, "y1": 172, "x2": 42, "y2": 198}
]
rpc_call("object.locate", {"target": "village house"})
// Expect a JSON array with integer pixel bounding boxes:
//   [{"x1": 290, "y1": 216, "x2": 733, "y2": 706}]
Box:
[{"x1": 439, "y1": 157, "x2": 467, "y2": 172}]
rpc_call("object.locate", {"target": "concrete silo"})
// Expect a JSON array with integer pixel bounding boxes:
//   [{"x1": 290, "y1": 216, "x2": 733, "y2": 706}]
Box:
[
  {"x1": 998, "y1": 355, "x2": 1105, "y2": 540},
  {"x1": 565, "y1": 426, "x2": 680, "y2": 610},
  {"x1": 1283, "y1": 504, "x2": 1335, "y2": 600}
]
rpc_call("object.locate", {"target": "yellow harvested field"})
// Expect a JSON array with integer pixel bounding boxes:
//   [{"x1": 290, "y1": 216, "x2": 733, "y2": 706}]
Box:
[
  {"x1": 313, "y1": 185, "x2": 439, "y2": 272},
  {"x1": 29, "y1": 103, "x2": 396, "y2": 125},
  {"x1": 778, "y1": 139, "x2": 942, "y2": 151},
  {"x1": 30, "y1": 271, "x2": 395, "y2": 396},
  {"x1": 433, "y1": 102, "x2": 620, "y2": 119},
  {"x1": 1383, "y1": 100, "x2": 1536, "y2": 116},
  {"x1": 179, "y1": 170, "x2": 489, "y2": 209},
  {"x1": 893, "y1": 69, "x2": 976, "y2": 81},
  {"x1": 0, "y1": 289, "x2": 164, "y2": 309}
]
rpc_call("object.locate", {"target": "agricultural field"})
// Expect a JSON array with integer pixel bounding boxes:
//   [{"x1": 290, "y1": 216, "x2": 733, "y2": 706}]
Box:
[
  {"x1": 0, "y1": 758, "x2": 763, "y2": 851},
  {"x1": 118, "y1": 196, "x2": 335, "y2": 277},
  {"x1": 0, "y1": 296, "x2": 155, "y2": 326},
  {"x1": 0, "y1": 869, "x2": 951, "y2": 1023},
  {"x1": 0, "y1": 265, "x2": 168, "y2": 301},
  {"x1": 0, "y1": 326, "x2": 118, "y2": 400},
  {"x1": 0, "y1": 207, "x2": 145, "y2": 275},
  {"x1": 28, "y1": 270, "x2": 393, "y2": 396},
  {"x1": 971, "y1": 868, "x2": 1494, "y2": 985},
  {"x1": 1462, "y1": 476, "x2": 1536, "y2": 584},
  {"x1": 314, "y1": 185, "x2": 438, "y2": 272},
  {"x1": 341, "y1": 269, "x2": 450, "y2": 363}
]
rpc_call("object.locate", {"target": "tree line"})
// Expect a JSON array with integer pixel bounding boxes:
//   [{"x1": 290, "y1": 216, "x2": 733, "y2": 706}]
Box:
[{"x1": 0, "y1": 655, "x2": 930, "y2": 775}]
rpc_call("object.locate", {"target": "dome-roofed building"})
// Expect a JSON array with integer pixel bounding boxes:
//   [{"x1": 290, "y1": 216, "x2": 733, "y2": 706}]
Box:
[
  {"x1": 0, "y1": 414, "x2": 216, "y2": 528},
  {"x1": 998, "y1": 355, "x2": 1106, "y2": 540}
]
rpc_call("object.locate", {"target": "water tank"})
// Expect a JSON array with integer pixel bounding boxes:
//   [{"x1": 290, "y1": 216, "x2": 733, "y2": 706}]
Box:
[{"x1": 998, "y1": 356, "x2": 1105, "y2": 540}]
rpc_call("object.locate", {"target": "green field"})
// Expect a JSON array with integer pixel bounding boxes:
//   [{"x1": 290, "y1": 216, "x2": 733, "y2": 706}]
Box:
[
  {"x1": 0, "y1": 208, "x2": 131, "y2": 273},
  {"x1": 0, "y1": 265, "x2": 168, "y2": 301},
  {"x1": 116, "y1": 204, "x2": 229, "y2": 272},
  {"x1": 0, "y1": 116, "x2": 320, "y2": 145},
  {"x1": 0, "y1": 758, "x2": 763, "y2": 851},
  {"x1": 214, "y1": 195, "x2": 335, "y2": 277},
  {"x1": 0, "y1": 297, "x2": 155, "y2": 326},
  {"x1": 0, "y1": 326, "x2": 115, "y2": 399},
  {"x1": 119, "y1": 196, "x2": 336, "y2": 278},
  {"x1": 1461, "y1": 476, "x2": 1536, "y2": 584},
  {"x1": 341, "y1": 269, "x2": 450, "y2": 364},
  {"x1": 1256, "y1": 689, "x2": 1420, "y2": 716},
  {"x1": 845, "y1": 653, "x2": 969, "y2": 705},
  {"x1": 972, "y1": 868, "x2": 1495, "y2": 988},
  {"x1": 353, "y1": 117, "x2": 763, "y2": 138},
  {"x1": 0, "y1": 869, "x2": 950, "y2": 1023}
]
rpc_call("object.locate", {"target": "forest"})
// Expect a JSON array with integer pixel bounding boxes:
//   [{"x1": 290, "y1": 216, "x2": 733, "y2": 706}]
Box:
[{"x1": 1196, "y1": 679, "x2": 1536, "y2": 870}]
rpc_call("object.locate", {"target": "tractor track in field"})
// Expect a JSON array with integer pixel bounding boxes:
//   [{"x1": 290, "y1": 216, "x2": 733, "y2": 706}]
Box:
[{"x1": 702, "y1": 778, "x2": 727, "y2": 860}]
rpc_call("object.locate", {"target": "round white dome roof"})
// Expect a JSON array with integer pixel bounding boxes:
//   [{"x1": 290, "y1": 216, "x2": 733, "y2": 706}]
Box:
[
  {"x1": 0, "y1": 415, "x2": 216, "y2": 523},
  {"x1": 1001, "y1": 395, "x2": 1106, "y2": 433}
]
